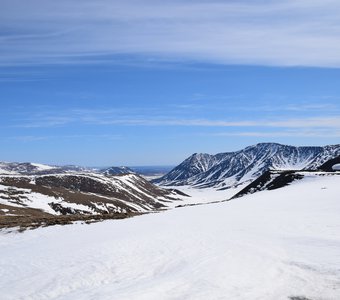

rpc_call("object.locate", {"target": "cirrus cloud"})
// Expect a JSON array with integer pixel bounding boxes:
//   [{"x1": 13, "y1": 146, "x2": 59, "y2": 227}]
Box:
[{"x1": 1, "y1": 0, "x2": 340, "y2": 67}]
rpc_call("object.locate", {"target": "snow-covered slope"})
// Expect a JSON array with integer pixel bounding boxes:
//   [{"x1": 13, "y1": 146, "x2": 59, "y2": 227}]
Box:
[
  {"x1": 102, "y1": 166, "x2": 136, "y2": 176},
  {"x1": 0, "y1": 173, "x2": 183, "y2": 217},
  {"x1": 231, "y1": 170, "x2": 323, "y2": 199},
  {"x1": 0, "y1": 162, "x2": 56, "y2": 175},
  {"x1": 156, "y1": 153, "x2": 219, "y2": 182},
  {"x1": 154, "y1": 143, "x2": 340, "y2": 188},
  {"x1": 0, "y1": 162, "x2": 92, "y2": 175},
  {"x1": 1, "y1": 173, "x2": 339, "y2": 300}
]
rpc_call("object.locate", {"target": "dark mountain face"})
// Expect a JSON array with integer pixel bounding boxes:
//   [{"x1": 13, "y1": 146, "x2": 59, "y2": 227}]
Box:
[
  {"x1": 153, "y1": 143, "x2": 340, "y2": 188},
  {"x1": 157, "y1": 153, "x2": 217, "y2": 182},
  {"x1": 231, "y1": 170, "x2": 305, "y2": 200},
  {"x1": 318, "y1": 155, "x2": 340, "y2": 172}
]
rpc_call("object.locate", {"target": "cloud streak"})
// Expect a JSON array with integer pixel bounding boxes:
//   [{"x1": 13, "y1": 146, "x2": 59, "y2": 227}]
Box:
[
  {"x1": 2, "y1": 0, "x2": 340, "y2": 67},
  {"x1": 12, "y1": 106, "x2": 340, "y2": 134},
  {"x1": 8, "y1": 134, "x2": 121, "y2": 142},
  {"x1": 213, "y1": 129, "x2": 340, "y2": 138}
]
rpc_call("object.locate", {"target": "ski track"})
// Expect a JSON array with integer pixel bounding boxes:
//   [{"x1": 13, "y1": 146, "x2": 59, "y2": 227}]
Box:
[{"x1": 0, "y1": 175, "x2": 340, "y2": 300}]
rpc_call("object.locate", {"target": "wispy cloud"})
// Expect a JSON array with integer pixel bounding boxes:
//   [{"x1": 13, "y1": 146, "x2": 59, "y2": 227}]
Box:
[
  {"x1": 8, "y1": 134, "x2": 121, "y2": 142},
  {"x1": 236, "y1": 103, "x2": 340, "y2": 113},
  {"x1": 94, "y1": 116, "x2": 340, "y2": 130},
  {"x1": 1, "y1": 0, "x2": 340, "y2": 67},
  {"x1": 12, "y1": 107, "x2": 340, "y2": 131},
  {"x1": 8, "y1": 135, "x2": 49, "y2": 142},
  {"x1": 213, "y1": 129, "x2": 340, "y2": 138}
]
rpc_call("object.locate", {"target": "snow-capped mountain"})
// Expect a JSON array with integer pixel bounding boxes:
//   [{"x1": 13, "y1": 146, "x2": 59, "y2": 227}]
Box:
[
  {"x1": 154, "y1": 143, "x2": 340, "y2": 188},
  {"x1": 0, "y1": 162, "x2": 93, "y2": 175}
]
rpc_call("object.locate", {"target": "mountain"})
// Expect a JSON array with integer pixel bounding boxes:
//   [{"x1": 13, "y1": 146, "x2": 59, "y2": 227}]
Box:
[
  {"x1": 0, "y1": 170, "x2": 185, "y2": 223},
  {"x1": 153, "y1": 143, "x2": 340, "y2": 188},
  {"x1": 0, "y1": 162, "x2": 93, "y2": 175},
  {"x1": 102, "y1": 166, "x2": 136, "y2": 176},
  {"x1": 231, "y1": 156, "x2": 340, "y2": 199}
]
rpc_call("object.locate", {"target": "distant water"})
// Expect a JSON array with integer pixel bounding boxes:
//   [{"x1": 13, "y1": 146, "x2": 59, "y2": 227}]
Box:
[{"x1": 130, "y1": 166, "x2": 174, "y2": 176}]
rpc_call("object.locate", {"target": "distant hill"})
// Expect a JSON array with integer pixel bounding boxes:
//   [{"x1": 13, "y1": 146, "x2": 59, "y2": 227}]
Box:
[
  {"x1": 101, "y1": 166, "x2": 136, "y2": 175},
  {"x1": 0, "y1": 162, "x2": 185, "y2": 222}
]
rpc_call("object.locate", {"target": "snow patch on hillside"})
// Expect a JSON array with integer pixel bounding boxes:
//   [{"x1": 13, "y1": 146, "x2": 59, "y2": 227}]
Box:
[
  {"x1": 0, "y1": 184, "x2": 61, "y2": 215},
  {"x1": 333, "y1": 164, "x2": 340, "y2": 171},
  {"x1": 30, "y1": 163, "x2": 55, "y2": 171}
]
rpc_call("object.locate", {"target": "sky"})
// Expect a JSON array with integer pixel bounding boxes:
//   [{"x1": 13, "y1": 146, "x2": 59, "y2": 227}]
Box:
[{"x1": 1, "y1": 0, "x2": 340, "y2": 166}]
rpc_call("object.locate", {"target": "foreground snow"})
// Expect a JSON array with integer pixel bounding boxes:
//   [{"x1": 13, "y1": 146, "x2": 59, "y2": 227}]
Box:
[
  {"x1": 164, "y1": 183, "x2": 249, "y2": 207},
  {"x1": 0, "y1": 174, "x2": 340, "y2": 300}
]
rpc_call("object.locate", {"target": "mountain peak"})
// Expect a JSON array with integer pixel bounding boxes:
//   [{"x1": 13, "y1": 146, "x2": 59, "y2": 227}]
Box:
[
  {"x1": 153, "y1": 143, "x2": 340, "y2": 188},
  {"x1": 102, "y1": 166, "x2": 135, "y2": 176}
]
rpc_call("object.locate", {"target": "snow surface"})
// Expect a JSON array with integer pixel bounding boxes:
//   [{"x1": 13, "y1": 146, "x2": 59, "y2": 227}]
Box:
[
  {"x1": 30, "y1": 163, "x2": 55, "y2": 171},
  {"x1": 164, "y1": 183, "x2": 248, "y2": 207},
  {"x1": 0, "y1": 174, "x2": 340, "y2": 300},
  {"x1": 0, "y1": 184, "x2": 96, "y2": 215},
  {"x1": 0, "y1": 184, "x2": 60, "y2": 215},
  {"x1": 332, "y1": 164, "x2": 340, "y2": 171}
]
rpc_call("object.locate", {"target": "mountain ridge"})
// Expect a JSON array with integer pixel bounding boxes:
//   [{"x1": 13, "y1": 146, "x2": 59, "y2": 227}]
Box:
[
  {"x1": 153, "y1": 143, "x2": 340, "y2": 188},
  {"x1": 0, "y1": 172, "x2": 184, "y2": 220}
]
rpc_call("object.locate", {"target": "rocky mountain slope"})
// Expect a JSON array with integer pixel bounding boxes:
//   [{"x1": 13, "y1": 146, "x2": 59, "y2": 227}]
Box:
[
  {"x1": 231, "y1": 155, "x2": 340, "y2": 199},
  {"x1": 318, "y1": 155, "x2": 340, "y2": 172},
  {"x1": 154, "y1": 143, "x2": 340, "y2": 188},
  {"x1": 0, "y1": 171, "x2": 184, "y2": 221},
  {"x1": 102, "y1": 166, "x2": 136, "y2": 176}
]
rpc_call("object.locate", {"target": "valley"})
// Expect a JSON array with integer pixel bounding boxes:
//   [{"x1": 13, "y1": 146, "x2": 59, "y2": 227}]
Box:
[
  {"x1": 1, "y1": 143, "x2": 340, "y2": 299},
  {"x1": 1, "y1": 168, "x2": 339, "y2": 300},
  {"x1": 1, "y1": 143, "x2": 339, "y2": 231}
]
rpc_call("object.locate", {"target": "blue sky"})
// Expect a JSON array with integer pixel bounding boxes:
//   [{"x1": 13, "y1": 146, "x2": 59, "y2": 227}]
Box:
[{"x1": 1, "y1": 0, "x2": 340, "y2": 166}]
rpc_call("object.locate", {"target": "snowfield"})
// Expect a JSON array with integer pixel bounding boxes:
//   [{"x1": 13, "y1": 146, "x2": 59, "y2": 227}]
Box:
[
  {"x1": 164, "y1": 183, "x2": 249, "y2": 207},
  {"x1": 333, "y1": 164, "x2": 340, "y2": 171},
  {"x1": 0, "y1": 174, "x2": 340, "y2": 300}
]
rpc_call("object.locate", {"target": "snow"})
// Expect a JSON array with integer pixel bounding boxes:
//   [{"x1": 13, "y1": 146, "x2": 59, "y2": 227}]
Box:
[
  {"x1": 164, "y1": 183, "x2": 248, "y2": 207},
  {"x1": 117, "y1": 175, "x2": 151, "y2": 199},
  {"x1": 0, "y1": 184, "x2": 62, "y2": 215},
  {"x1": 56, "y1": 201, "x2": 95, "y2": 214},
  {"x1": 0, "y1": 168, "x2": 17, "y2": 175},
  {"x1": 332, "y1": 164, "x2": 340, "y2": 171},
  {"x1": 0, "y1": 174, "x2": 340, "y2": 300},
  {"x1": 31, "y1": 163, "x2": 55, "y2": 171},
  {"x1": 142, "y1": 175, "x2": 163, "y2": 181}
]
